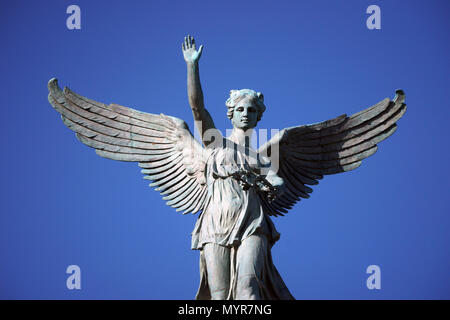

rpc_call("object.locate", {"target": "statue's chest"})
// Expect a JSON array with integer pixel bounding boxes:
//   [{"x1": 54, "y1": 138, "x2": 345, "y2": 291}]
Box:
[{"x1": 210, "y1": 145, "x2": 260, "y2": 177}]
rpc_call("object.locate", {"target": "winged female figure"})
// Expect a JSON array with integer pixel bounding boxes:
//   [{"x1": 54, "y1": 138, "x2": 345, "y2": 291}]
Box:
[{"x1": 48, "y1": 35, "x2": 406, "y2": 300}]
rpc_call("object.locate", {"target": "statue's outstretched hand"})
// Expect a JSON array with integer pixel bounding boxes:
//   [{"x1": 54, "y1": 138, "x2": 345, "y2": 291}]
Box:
[{"x1": 182, "y1": 35, "x2": 203, "y2": 63}]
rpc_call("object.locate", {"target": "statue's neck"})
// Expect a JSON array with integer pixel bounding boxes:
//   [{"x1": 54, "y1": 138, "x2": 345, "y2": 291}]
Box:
[{"x1": 229, "y1": 127, "x2": 253, "y2": 147}]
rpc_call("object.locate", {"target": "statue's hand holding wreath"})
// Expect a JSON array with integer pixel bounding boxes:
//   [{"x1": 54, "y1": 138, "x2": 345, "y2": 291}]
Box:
[{"x1": 232, "y1": 170, "x2": 279, "y2": 202}]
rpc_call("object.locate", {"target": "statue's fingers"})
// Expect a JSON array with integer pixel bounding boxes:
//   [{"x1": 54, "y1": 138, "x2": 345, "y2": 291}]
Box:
[
  {"x1": 182, "y1": 43, "x2": 186, "y2": 51},
  {"x1": 184, "y1": 36, "x2": 189, "y2": 48},
  {"x1": 198, "y1": 45, "x2": 204, "y2": 55},
  {"x1": 191, "y1": 37, "x2": 196, "y2": 50}
]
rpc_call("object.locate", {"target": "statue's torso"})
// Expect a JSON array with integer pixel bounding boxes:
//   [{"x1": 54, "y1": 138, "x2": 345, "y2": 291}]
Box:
[{"x1": 191, "y1": 140, "x2": 279, "y2": 250}]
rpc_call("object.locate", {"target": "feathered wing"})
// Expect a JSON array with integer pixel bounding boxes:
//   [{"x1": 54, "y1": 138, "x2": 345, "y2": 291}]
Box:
[
  {"x1": 258, "y1": 90, "x2": 407, "y2": 216},
  {"x1": 48, "y1": 78, "x2": 209, "y2": 214}
]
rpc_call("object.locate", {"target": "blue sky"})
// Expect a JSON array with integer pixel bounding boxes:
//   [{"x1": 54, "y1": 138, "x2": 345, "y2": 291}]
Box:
[{"x1": 0, "y1": 0, "x2": 449, "y2": 299}]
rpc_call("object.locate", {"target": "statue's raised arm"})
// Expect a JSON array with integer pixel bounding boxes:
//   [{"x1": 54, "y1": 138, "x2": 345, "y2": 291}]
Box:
[{"x1": 182, "y1": 35, "x2": 219, "y2": 146}]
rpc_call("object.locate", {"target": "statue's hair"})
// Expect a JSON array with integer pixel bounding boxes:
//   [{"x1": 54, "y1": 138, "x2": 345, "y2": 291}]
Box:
[{"x1": 225, "y1": 89, "x2": 266, "y2": 122}]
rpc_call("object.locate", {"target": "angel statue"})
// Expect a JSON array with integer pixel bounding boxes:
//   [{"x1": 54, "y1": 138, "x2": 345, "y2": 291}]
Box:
[{"x1": 48, "y1": 35, "x2": 406, "y2": 300}]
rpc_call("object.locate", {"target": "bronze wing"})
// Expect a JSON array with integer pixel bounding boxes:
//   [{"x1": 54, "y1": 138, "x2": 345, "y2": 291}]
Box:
[
  {"x1": 48, "y1": 78, "x2": 209, "y2": 214},
  {"x1": 258, "y1": 90, "x2": 406, "y2": 216}
]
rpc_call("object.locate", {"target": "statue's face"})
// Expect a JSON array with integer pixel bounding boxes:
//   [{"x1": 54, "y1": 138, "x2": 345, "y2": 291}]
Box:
[{"x1": 231, "y1": 96, "x2": 259, "y2": 130}]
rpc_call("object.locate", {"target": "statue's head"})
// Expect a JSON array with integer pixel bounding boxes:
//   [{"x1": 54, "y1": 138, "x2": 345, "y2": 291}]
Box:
[{"x1": 226, "y1": 89, "x2": 266, "y2": 131}]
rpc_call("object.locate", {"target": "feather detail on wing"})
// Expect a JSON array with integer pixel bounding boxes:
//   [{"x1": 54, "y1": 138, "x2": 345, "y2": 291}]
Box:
[
  {"x1": 258, "y1": 90, "x2": 406, "y2": 216},
  {"x1": 48, "y1": 78, "x2": 209, "y2": 214}
]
